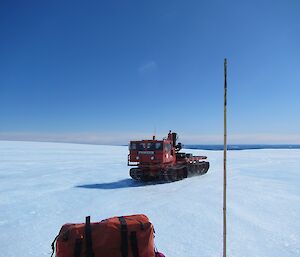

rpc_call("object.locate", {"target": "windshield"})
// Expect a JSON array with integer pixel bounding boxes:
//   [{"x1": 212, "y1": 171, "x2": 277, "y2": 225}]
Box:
[
  {"x1": 131, "y1": 142, "x2": 163, "y2": 151},
  {"x1": 130, "y1": 142, "x2": 137, "y2": 150}
]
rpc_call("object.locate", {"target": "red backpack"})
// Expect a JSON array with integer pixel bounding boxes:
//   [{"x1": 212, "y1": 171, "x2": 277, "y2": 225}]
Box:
[{"x1": 52, "y1": 214, "x2": 159, "y2": 257}]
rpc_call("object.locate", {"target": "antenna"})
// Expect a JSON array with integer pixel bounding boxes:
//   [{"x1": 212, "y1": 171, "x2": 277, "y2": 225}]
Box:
[{"x1": 223, "y1": 58, "x2": 227, "y2": 257}]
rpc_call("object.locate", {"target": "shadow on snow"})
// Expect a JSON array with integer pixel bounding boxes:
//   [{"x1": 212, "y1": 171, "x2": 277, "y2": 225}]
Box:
[{"x1": 76, "y1": 179, "x2": 169, "y2": 190}]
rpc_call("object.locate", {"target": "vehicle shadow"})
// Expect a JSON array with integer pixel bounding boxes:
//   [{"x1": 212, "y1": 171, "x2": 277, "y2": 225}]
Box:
[{"x1": 76, "y1": 179, "x2": 169, "y2": 190}]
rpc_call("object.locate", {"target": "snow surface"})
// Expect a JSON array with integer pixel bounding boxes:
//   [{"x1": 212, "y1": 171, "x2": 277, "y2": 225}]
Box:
[{"x1": 0, "y1": 141, "x2": 299, "y2": 257}]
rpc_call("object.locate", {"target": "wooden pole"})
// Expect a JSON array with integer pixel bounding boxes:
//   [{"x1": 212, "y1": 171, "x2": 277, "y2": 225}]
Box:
[{"x1": 223, "y1": 58, "x2": 227, "y2": 257}]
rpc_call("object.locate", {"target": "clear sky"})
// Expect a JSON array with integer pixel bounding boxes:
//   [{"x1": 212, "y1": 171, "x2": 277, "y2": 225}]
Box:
[{"x1": 1, "y1": 0, "x2": 299, "y2": 144}]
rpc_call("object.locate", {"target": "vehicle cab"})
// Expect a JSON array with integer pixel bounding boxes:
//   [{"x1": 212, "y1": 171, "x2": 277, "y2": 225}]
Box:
[{"x1": 128, "y1": 136, "x2": 175, "y2": 166}]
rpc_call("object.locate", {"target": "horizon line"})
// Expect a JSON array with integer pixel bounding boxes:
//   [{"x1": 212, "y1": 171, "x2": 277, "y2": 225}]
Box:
[
  {"x1": 0, "y1": 132, "x2": 300, "y2": 145},
  {"x1": 1, "y1": 139, "x2": 300, "y2": 147}
]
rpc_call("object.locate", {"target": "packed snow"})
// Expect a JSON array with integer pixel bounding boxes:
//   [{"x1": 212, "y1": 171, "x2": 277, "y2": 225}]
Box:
[{"x1": 0, "y1": 141, "x2": 299, "y2": 257}]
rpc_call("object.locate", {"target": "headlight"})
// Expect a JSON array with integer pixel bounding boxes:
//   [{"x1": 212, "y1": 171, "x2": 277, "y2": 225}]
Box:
[
  {"x1": 150, "y1": 156, "x2": 154, "y2": 160},
  {"x1": 136, "y1": 156, "x2": 139, "y2": 160}
]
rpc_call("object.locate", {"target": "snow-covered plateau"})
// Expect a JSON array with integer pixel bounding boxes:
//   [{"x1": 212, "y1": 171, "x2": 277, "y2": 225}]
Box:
[{"x1": 0, "y1": 141, "x2": 299, "y2": 257}]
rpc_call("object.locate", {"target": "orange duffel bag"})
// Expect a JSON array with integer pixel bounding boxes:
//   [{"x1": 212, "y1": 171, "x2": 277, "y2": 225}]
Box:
[{"x1": 51, "y1": 214, "x2": 156, "y2": 257}]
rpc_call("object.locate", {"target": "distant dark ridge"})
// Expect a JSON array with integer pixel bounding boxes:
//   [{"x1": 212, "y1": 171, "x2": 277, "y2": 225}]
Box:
[{"x1": 184, "y1": 144, "x2": 300, "y2": 151}]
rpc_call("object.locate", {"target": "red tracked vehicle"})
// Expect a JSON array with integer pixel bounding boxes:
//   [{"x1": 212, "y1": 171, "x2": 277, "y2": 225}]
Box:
[{"x1": 128, "y1": 131, "x2": 209, "y2": 181}]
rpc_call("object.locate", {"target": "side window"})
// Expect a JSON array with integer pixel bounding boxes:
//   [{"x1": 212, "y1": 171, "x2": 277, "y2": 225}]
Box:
[{"x1": 165, "y1": 144, "x2": 171, "y2": 153}]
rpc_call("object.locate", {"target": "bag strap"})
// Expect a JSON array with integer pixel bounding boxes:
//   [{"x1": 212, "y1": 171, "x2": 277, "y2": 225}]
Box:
[
  {"x1": 74, "y1": 238, "x2": 83, "y2": 257},
  {"x1": 85, "y1": 216, "x2": 95, "y2": 257},
  {"x1": 51, "y1": 234, "x2": 59, "y2": 257},
  {"x1": 130, "y1": 231, "x2": 140, "y2": 257},
  {"x1": 118, "y1": 216, "x2": 128, "y2": 257}
]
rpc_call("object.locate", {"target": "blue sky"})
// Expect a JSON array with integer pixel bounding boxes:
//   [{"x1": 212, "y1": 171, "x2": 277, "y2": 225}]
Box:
[{"x1": 1, "y1": 0, "x2": 299, "y2": 144}]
